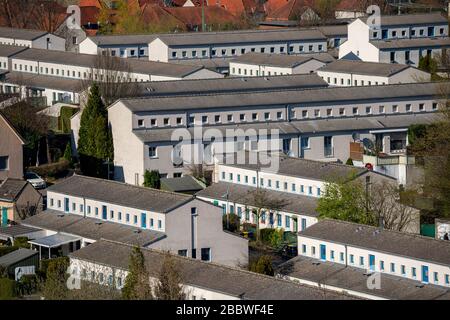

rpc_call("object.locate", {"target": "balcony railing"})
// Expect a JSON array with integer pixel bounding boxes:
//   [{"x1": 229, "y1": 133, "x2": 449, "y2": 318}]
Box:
[{"x1": 363, "y1": 154, "x2": 415, "y2": 166}]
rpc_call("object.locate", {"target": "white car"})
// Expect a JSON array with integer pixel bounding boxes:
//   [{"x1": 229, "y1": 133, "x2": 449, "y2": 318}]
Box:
[{"x1": 25, "y1": 172, "x2": 46, "y2": 189}]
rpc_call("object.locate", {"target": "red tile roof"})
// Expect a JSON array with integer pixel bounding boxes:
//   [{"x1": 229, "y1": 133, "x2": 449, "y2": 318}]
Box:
[
  {"x1": 266, "y1": 0, "x2": 315, "y2": 21},
  {"x1": 264, "y1": 0, "x2": 289, "y2": 16},
  {"x1": 141, "y1": 3, "x2": 186, "y2": 30},
  {"x1": 335, "y1": 0, "x2": 364, "y2": 11},
  {"x1": 79, "y1": 0, "x2": 103, "y2": 8},
  {"x1": 80, "y1": 6, "x2": 101, "y2": 26},
  {"x1": 164, "y1": 5, "x2": 239, "y2": 29}
]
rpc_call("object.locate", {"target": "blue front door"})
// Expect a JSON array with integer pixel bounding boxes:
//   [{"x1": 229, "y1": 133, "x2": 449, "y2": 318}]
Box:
[
  {"x1": 422, "y1": 266, "x2": 429, "y2": 283},
  {"x1": 320, "y1": 244, "x2": 326, "y2": 261},
  {"x1": 141, "y1": 213, "x2": 147, "y2": 228},
  {"x1": 382, "y1": 29, "x2": 388, "y2": 39},
  {"x1": 369, "y1": 254, "x2": 375, "y2": 271},
  {"x1": 428, "y1": 27, "x2": 434, "y2": 37},
  {"x1": 64, "y1": 198, "x2": 69, "y2": 213},
  {"x1": 1, "y1": 207, "x2": 8, "y2": 226},
  {"x1": 102, "y1": 205, "x2": 107, "y2": 220}
]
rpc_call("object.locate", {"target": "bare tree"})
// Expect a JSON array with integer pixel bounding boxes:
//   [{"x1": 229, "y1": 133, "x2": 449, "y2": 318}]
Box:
[
  {"x1": 248, "y1": 188, "x2": 289, "y2": 242},
  {"x1": 368, "y1": 182, "x2": 419, "y2": 232},
  {"x1": 153, "y1": 252, "x2": 186, "y2": 300},
  {"x1": 80, "y1": 52, "x2": 141, "y2": 107}
]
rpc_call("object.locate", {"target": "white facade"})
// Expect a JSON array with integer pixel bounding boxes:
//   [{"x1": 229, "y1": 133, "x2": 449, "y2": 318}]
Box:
[
  {"x1": 229, "y1": 59, "x2": 325, "y2": 77},
  {"x1": 0, "y1": 33, "x2": 65, "y2": 51},
  {"x1": 298, "y1": 232, "x2": 450, "y2": 287}
]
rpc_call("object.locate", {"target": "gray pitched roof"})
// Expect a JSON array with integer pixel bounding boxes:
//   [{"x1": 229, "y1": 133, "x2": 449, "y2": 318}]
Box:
[
  {"x1": 366, "y1": 13, "x2": 448, "y2": 27},
  {"x1": 372, "y1": 37, "x2": 450, "y2": 50},
  {"x1": 132, "y1": 112, "x2": 440, "y2": 143},
  {"x1": 0, "y1": 179, "x2": 28, "y2": 202},
  {"x1": 21, "y1": 210, "x2": 165, "y2": 247},
  {"x1": 11, "y1": 48, "x2": 205, "y2": 78},
  {"x1": 300, "y1": 219, "x2": 450, "y2": 266},
  {"x1": 3, "y1": 72, "x2": 85, "y2": 92},
  {"x1": 132, "y1": 73, "x2": 328, "y2": 97},
  {"x1": 278, "y1": 255, "x2": 450, "y2": 300},
  {"x1": 0, "y1": 248, "x2": 38, "y2": 267},
  {"x1": 222, "y1": 151, "x2": 368, "y2": 182},
  {"x1": 0, "y1": 27, "x2": 48, "y2": 41},
  {"x1": 119, "y1": 82, "x2": 444, "y2": 113},
  {"x1": 0, "y1": 225, "x2": 41, "y2": 239},
  {"x1": 161, "y1": 176, "x2": 204, "y2": 193},
  {"x1": 0, "y1": 44, "x2": 29, "y2": 57},
  {"x1": 47, "y1": 175, "x2": 193, "y2": 213},
  {"x1": 87, "y1": 34, "x2": 158, "y2": 46},
  {"x1": 230, "y1": 52, "x2": 325, "y2": 68},
  {"x1": 318, "y1": 60, "x2": 416, "y2": 77},
  {"x1": 156, "y1": 29, "x2": 327, "y2": 46},
  {"x1": 196, "y1": 181, "x2": 318, "y2": 216},
  {"x1": 69, "y1": 239, "x2": 357, "y2": 300}
]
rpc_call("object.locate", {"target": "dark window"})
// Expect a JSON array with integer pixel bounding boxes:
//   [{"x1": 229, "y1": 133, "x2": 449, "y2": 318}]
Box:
[
  {"x1": 178, "y1": 249, "x2": 187, "y2": 257},
  {"x1": 0, "y1": 156, "x2": 8, "y2": 170},
  {"x1": 192, "y1": 249, "x2": 197, "y2": 259},
  {"x1": 201, "y1": 248, "x2": 211, "y2": 261}
]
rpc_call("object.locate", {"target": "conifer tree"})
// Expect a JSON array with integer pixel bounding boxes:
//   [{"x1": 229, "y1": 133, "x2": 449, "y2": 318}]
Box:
[{"x1": 122, "y1": 246, "x2": 153, "y2": 300}]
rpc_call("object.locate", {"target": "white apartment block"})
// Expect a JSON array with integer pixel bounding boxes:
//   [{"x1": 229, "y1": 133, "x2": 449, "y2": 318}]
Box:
[
  {"x1": 108, "y1": 81, "x2": 443, "y2": 183},
  {"x1": 339, "y1": 18, "x2": 450, "y2": 67},
  {"x1": 148, "y1": 29, "x2": 328, "y2": 62},
  {"x1": 79, "y1": 34, "x2": 156, "y2": 58},
  {"x1": 229, "y1": 53, "x2": 329, "y2": 77},
  {"x1": 68, "y1": 239, "x2": 354, "y2": 300},
  {"x1": 22, "y1": 175, "x2": 248, "y2": 267},
  {"x1": 0, "y1": 27, "x2": 66, "y2": 51},
  {"x1": 297, "y1": 219, "x2": 450, "y2": 288},
  {"x1": 317, "y1": 60, "x2": 431, "y2": 86}
]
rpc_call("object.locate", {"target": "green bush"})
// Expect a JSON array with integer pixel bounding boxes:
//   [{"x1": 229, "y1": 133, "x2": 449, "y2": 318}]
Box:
[
  {"x1": 0, "y1": 278, "x2": 17, "y2": 300},
  {"x1": 268, "y1": 228, "x2": 284, "y2": 248},
  {"x1": 345, "y1": 158, "x2": 354, "y2": 166},
  {"x1": 28, "y1": 160, "x2": 70, "y2": 178},
  {"x1": 249, "y1": 255, "x2": 274, "y2": 276},
  {"x1": 0, "y1": 246, "x2": 18, "y2": 257},
  {"x1": 260, "y1": 229, "x2": 276, "y2": 244},
  {"x1": 143, "y1": 170, "x2": 161, "y2": 189},
  {"x1": 14, "y1": 237, "x2": 30, "y2": 249},
  {"x1": 17, "y1": 275, "x2": 38, "y2": 295}
]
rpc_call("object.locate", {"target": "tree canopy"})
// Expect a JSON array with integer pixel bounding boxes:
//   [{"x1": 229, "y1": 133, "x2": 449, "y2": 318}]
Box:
[{"x1": 122, "y1": 246, "x2": 153, "y2": 300}]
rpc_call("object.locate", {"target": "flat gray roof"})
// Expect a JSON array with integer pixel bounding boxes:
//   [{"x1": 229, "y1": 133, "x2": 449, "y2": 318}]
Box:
[
  {"x1": 0, "y1": 27, "x2": 48, "y2": 41},
  {"x1": 278, "y1": 255, "x2": 450, "y2": 300},
  {"x1": 161, "y1": 176, "x2": 204, "y2": 193},
  {"x1": 132, "y1": 112, "x2": 440, "y2": 143},
  {"x1": 372, "y1": 37, "x2": 450, "y2": 50},
  {"x1": 132, "y1": 73, "x2": 328, "y2": 97},
  {"x1": 318, "y1": 60, "x2": 416, "y2": 77},
  {"x1": 119, "y1": 82, "x2": 444, "y2": 113},
  {"x1": 11, "y1": 48, "x2": 205, "y2": 78},
  {"x1": 3, "y1": 72, "x2": 85, "y2": 92},
  {"x1": 46, "y1": 175, "x2": 193, "y2": 213},
  {"x1": 0, "y1": 225, "x2": 41, "y2": 239},
  {"x1": 231, "y1": 52, "x2": 324, "y2": 68},
  {"x1": 367, "y1": 12, "x2": 448, "y2": 27},
  {"x1": 0, "y1": 248, "x2": 38, "y2": 267},
  {"x1": 0, "y1": 44, "x2": 29, "y2": 57},
  {"x1": 29, "y1": 233, "x2": 80, "y2": 248},
  {"x1": 21, "y1": 210, "x2": 165, "y2": 247},
  {"x1": 196, "y1": 181, "x2": 318, "y2": 216},
  {"x1": 156, "y1": 29, "x2": 327, "y2": 46},
  {"x1": 69, "y1": 239, "x2": 357, "y2": 300},
  {"x1": 300, "y1": 219, "x2": 450, "y2": 266}
]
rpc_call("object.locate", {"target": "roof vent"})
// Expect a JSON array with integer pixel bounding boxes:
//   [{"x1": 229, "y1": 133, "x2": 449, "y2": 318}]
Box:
[
  {"x1": 95, "y1": 221, "x2": 102, "y2": 225},
  {"x1": 312, "y1": 262, "x2": 321, "y2": 266},
  {"x1": 57, "y1": 214, "x2": 65, "y2": 218},
  {"x1": 415, "y1": 284, "x2": 424, "y2": 289},
  {"x1": 134, "y1": 229, "x2": 141, "y2": 234}
]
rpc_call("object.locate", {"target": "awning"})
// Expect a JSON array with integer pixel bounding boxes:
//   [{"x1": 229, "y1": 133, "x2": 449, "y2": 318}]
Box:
[{"x1": 28, "y1": 233, "x2": 81, "y2": 248}]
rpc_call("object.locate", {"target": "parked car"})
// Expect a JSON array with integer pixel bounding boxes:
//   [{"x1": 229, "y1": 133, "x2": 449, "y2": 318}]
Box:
[{"x1": 25, "y1": 172, "x2": 46, "y2": 189}]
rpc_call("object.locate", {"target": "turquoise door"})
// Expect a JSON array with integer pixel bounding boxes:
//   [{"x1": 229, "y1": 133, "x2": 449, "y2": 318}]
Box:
[
  {"x1": 102, "y1": 205, "x2": 107, "y2": 220},
  {"x1": 1, "y1": 207, "x2": 7, "y2": 226},
  {"x1": 141, "y1": 213, "x2": 147, "y2": 229},
  {"x1": 64, "y1": 198, "x2": 69, "y2": 213},
  {"x1": 320, "y1": 244, "x2": 326, "y2": 261},
  {"x1": 369, "y1": 254, "x2": 375, "y2": 271},
  {"x1": 422, "y1": 266, "x2": 429, "y2": 283}
]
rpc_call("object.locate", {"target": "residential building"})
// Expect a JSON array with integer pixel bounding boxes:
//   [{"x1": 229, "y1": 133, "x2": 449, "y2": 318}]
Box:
[
  {"x1": 22, "y1": 175, "x2": 248, "y2": 267},
  {"x1": 0, "y1": 179, "x2": 42, "y2": 226},
  {"x1": 0, "y1": 27, "x2": 66, "y2": 51},
  {"x1": 0, "y1": 248, "x2": 39, "y2": 279},
  {"x1": 108, "y1": 82, "x2": 443, "y2": 183},
  {"x1": 0, "y1": 112, "x2": 25, "y2": 181},
  {"x1": 296, "y1": 219, "x2": 450, "y2": 287},
  {"x1": 68, "y1": 239, "x2": 357, "y2": 300},
  {"x1": 229, "y1": 53, "x2": 329, "y2": 77},
  {"x1": 317, "y1": 60, "x2": 431, "y2": 86},
  {"x1": 148, "y1": 29, "x2": 328, "y2": 62},
  {"x1": 278, "y1": 254, "x2": 450, "y2": 300},
  {"x1": 339, "y1": 18, "x2": 450, "y2": 67}
]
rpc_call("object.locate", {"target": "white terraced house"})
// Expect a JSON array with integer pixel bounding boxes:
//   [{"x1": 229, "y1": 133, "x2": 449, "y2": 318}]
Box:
[
  {"x1": 108, "y1": 81, "x2": 443, "y2": 183},
  {"x1": 317, "y1": 60, "x2": 431, "y2": 86},
  {"x1": 20, "y1": 175, "x2": 248, "y2": 268},
  {"x1": 339, "y1": 17, "x2": 450, "y2": 67},
  {"x1": 0, "y1": 27, "x2": 66, "y2": 51},
  {"x1": 295, "y1": 219, "x2": 450, "y2": 289},
  {"x1": 196, "y1": 151, "x2": 396, "y2": 233}
]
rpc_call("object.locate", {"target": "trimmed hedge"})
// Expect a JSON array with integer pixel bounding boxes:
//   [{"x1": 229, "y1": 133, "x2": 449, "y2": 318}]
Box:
[
  {"x1": 0, "y1": 278, "x2": 17, "y2": 300},
  {"x1": 28, "y1": 159, "x2": 70, "y2": 178}
]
